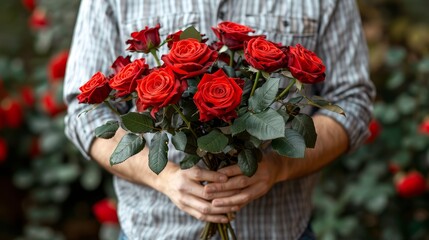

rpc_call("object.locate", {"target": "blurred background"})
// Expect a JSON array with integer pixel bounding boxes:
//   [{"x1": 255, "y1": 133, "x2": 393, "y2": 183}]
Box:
[{"x1": 0, "y1": 0, "x2": 428, "y2": 239}]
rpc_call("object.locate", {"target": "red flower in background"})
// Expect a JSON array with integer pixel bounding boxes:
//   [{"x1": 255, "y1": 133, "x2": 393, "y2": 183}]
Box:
[
  {"x1": 20, "y1": 86, "x2": 36, "y2": 107},
  {"x1": 22, "y1": 0, "x2": 36, "y2": 11},
  {"x1": 366, "y1": 118, "x2": 382, "y2": 143},
  {"x1": 41, "y1": 91, "x2": 66, "y2": 117},
  {"x1": 395, "y1": 171, "x2": 427, "y2": 198},
  {"x1": 48, "y1": 51, "x2": 69, "y2": 82},
  {"x1": 1, "y1": 97, "x2": 23, "y2": 128},
  {"x1": 418, "y1": 119, "x2": 429, "y2": 135},
  {"x1": 0, "y1": 138, "x2": 7, "y2": 163},
  {"x1": 92, "y1": 199, "x2": 119, "y2": 224},
  {"x1": 29, "y1": 9, "x2": 49, "y2": 30}
]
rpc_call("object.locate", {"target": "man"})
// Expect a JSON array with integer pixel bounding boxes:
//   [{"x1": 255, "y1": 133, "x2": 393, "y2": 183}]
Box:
[{"x1": 64, "y1": 0, "x2": 375, "y2": 239}]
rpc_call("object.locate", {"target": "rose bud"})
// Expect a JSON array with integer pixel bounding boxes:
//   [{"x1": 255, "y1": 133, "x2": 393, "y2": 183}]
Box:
[
  {"x1": 111, "y1": 56, "x2": 132, "y2": 74},
  {"x1": 418, "y1": 118, "x2": 429, "y2": 135},
  {"x1": 244, "y1": 37, "x2": 288, "y2": 73},
  {"x1": 395, "y1": 171, "x2": 427, "y2": 198},
  {"x1": 78, "y1": 72, "x2": 112, "y2": 104},
  {"x1": 366, "y1": 118, "x2": 381, "y2": 143},
  {"x1": 212, "y1": 21, "x2": 265, "y2": 51},
  {"x1": 287, "y1": 44, "x2": 326, "y2": 84},
  {"x1": 48, "y1": 51, "x2": 69, "y2": 82},
  {"x1": 126, "y1": 24, "x2": 161, "y2": 54},
  {"x1": 92, "y1": 199, "x2": 119, "y2": 224}
]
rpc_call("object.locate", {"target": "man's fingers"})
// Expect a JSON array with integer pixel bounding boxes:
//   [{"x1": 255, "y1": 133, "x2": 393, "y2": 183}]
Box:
[
  {"x1": 217, "y1": 165, "x2": 242, "y2": 177},
  {"x1": 211, "y1": 183, "x2": 265, "y2": 207},
  {"x1": 205, "y1": 175, "x2": 253, "y2": 193},
  {"x1": 185, "y1": 166, "x2": 227, "y2": 183}
]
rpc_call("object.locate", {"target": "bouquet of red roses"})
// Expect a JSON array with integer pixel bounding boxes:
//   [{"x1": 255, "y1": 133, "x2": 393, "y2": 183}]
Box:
[{"x1": 77, "y1": 22, "x2": 343, "y2": 240}]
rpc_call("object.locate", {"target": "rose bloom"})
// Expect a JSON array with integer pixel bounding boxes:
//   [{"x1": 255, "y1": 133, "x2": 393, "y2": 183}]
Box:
[
  {"x1": 161, "y1": 39, "x2": 218, "y2": 79},
  {"x1": 92, "y1": 199, "x2": 119, "y2": 224},
  {"x1": 212, "y1": 21, "x2": 264, "y2": 51},
  {"x1": 48, "y1": 51, "x2": 69, "y2": 82},
  {"x1": 287, "y1": 44, "x2": 326, "y2": 84},
  {"x1": 136, "y1": 66, "x2": 187, "y2": 117},
  {"x1": 111, "y1": 55, "x2": 132, "y2": 74},
  {"x1": 126, "y1": 24, "x2": 161, "y2": 53},
  {"x1": 194, "y1": 69, "x2": 243, "y2": 122},
  {"x1": 166, "y1": 30, "x2": 208, "y2": 49},
  {"x1": 20, "y1": 86, "x2": 36, "y2": 107},
  {"x1": 244, "y1": 37, "x2": 288, "y2": 73},
  {"x1": 109, "y1": 58, "x2": 148, "y2": 97},
  {"x1": 78, "y1": 72, "x2": 112, "y2": 104},
  {"x1": 395, "y1": 171, "x2": 427, "y2": 198},
  {"x1": 22, "y1": 0, "x2": 36, "y2": 11}
]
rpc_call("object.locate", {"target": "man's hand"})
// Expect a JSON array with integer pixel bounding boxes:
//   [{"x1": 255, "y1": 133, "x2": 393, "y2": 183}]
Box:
[
  {"x1": 158, "y1": 164, "x2": 241, "y2": 223},
  {"x1": 203, "y1": 156, "x2": 281, "y2": 210}
]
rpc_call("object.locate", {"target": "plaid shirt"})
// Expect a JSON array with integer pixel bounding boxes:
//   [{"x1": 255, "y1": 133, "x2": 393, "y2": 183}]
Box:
[{"x1": 64, "y1": 0, "x2": 375, "y2": 239}]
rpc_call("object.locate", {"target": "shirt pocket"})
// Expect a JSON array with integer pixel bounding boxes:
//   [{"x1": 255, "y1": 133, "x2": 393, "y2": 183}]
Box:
[{"x1": 240, "y1": 14, "x2": 318, "y2": 51}]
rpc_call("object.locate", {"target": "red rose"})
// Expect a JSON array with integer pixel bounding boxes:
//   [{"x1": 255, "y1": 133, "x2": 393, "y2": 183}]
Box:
[
  {"x1": 78, "y1": 72, "x2": 111, "y2": 104},
  {"x1": 1, "y1": 97, "x2": 23, "y2": 128},
  {"x1": 48, "y1": 51, "x2": 69, "y2": 82},
  {"x1": 194, "y1": 69, "x2": 243, "y2": 122},
  {"x1": 41, "y1": 90, "x2": 67, "y2": 117},
  {"x1": 92, "y1": 199, "x2": 119, "y2": 224},
  {"x1": 126, "y1": 24, "x2": 161, "y2": 53},
  {"x1": 109, "y1": 58, "x2": 148, "y2": 97},
  {"x1": 366, "y1": 118, "x2": 381, "y2": 143},
  {"x1": 212, "y1": 21, "x2": 264, "y2": 51},
  {"x1": 418, "y1": 119, "x2": 429, "y2": 135},
  {"x1": 244, "y1": 37, "x2": 288, "y2": 73},
  {"x1": 136, "y1": 67, "x2": 187, "y2": 117},
  {"x1": 29, "y1": 9, "x2": 48, "y2": 30},
  {"x1": 111, "y1": 56, "x2": 132, "y2": 74},
  {"x1": 0, "y1": 138, "x2": 7, "y2": 163},
  {"x1": 287, "y1": 44, "x2": 325, "y2": 84},
  {"x1": 166, "y1": 30, "x2": 208, "y2": 49},
  {"x1": 395, "y1": 171, "x2": 427, "y2": 198},
  {"x1": 161, "y1": 39, "x2": 218, "y2": 79},
  {"x1": 22, "y1": 0, "x2": 35, "y2": 11}
]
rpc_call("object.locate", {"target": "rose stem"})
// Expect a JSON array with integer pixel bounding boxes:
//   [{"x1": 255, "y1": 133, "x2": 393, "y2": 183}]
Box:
[
  {"x1": 275, "y1": 78, "x2": 296, "y2": 101},
  {"x1": 229, "y1": 51, "x2": 235, "y2": 67},
  {"x1": 250, "y1": 70, "x2": 261, "y2": 97},
  {"x1": 171, "y1": 104, "x2": 198, "y2": 138},
  {"x1": 150, "y1": 48, "x2": 162, "y2": 67}
]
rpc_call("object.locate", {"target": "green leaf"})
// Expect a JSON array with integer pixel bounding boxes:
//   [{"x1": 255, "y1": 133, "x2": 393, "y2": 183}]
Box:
[
  {"x1": 180, "y1": 26, "x2": 202, "y2": 42},
  {"x1": 249, "y1": 78, "x2": 280, "y2": 112},
  {"x1": 271, "y1": 129, "x2": 306, "y2": 158},
  {"x1": 291, "y1": 114, "x2": 317, "y2": 148},
  {"x1": 197, "y1": 129, "x2": 229, "y2": 153},
  {"x1": 148, "y1": 132, "x2": 169, "y2": 174},
  {"x1": 179, "y1": 154, "x2": 201, "y2": 169},
  {"x1": 222, "y1": 65, "x2": 236, "y2": 77},
  {"x1": 110, "y1": 133, "x2": 145, "y2": 165},
  {"x1": 245, "y1": 109, "x2": 285, "y2": 140},
  {"x1": 231, "y1": 112, "x2": 250, "y2": 136},
  {"x1": 238, "y1": 149, "x2": 258, "y2": 177},
  {"x1": 172, "y1": 131, "x2": 187, "y2": 151},
  {"x1": 95, "y1": 121, "x2": 119, "y2": 139},
  {"x1": 309, "y1": 96, "x2": 345, "y2": 116},
  {"x1": 121, "y1": 112, "x2": 154, "y2": 133}
]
